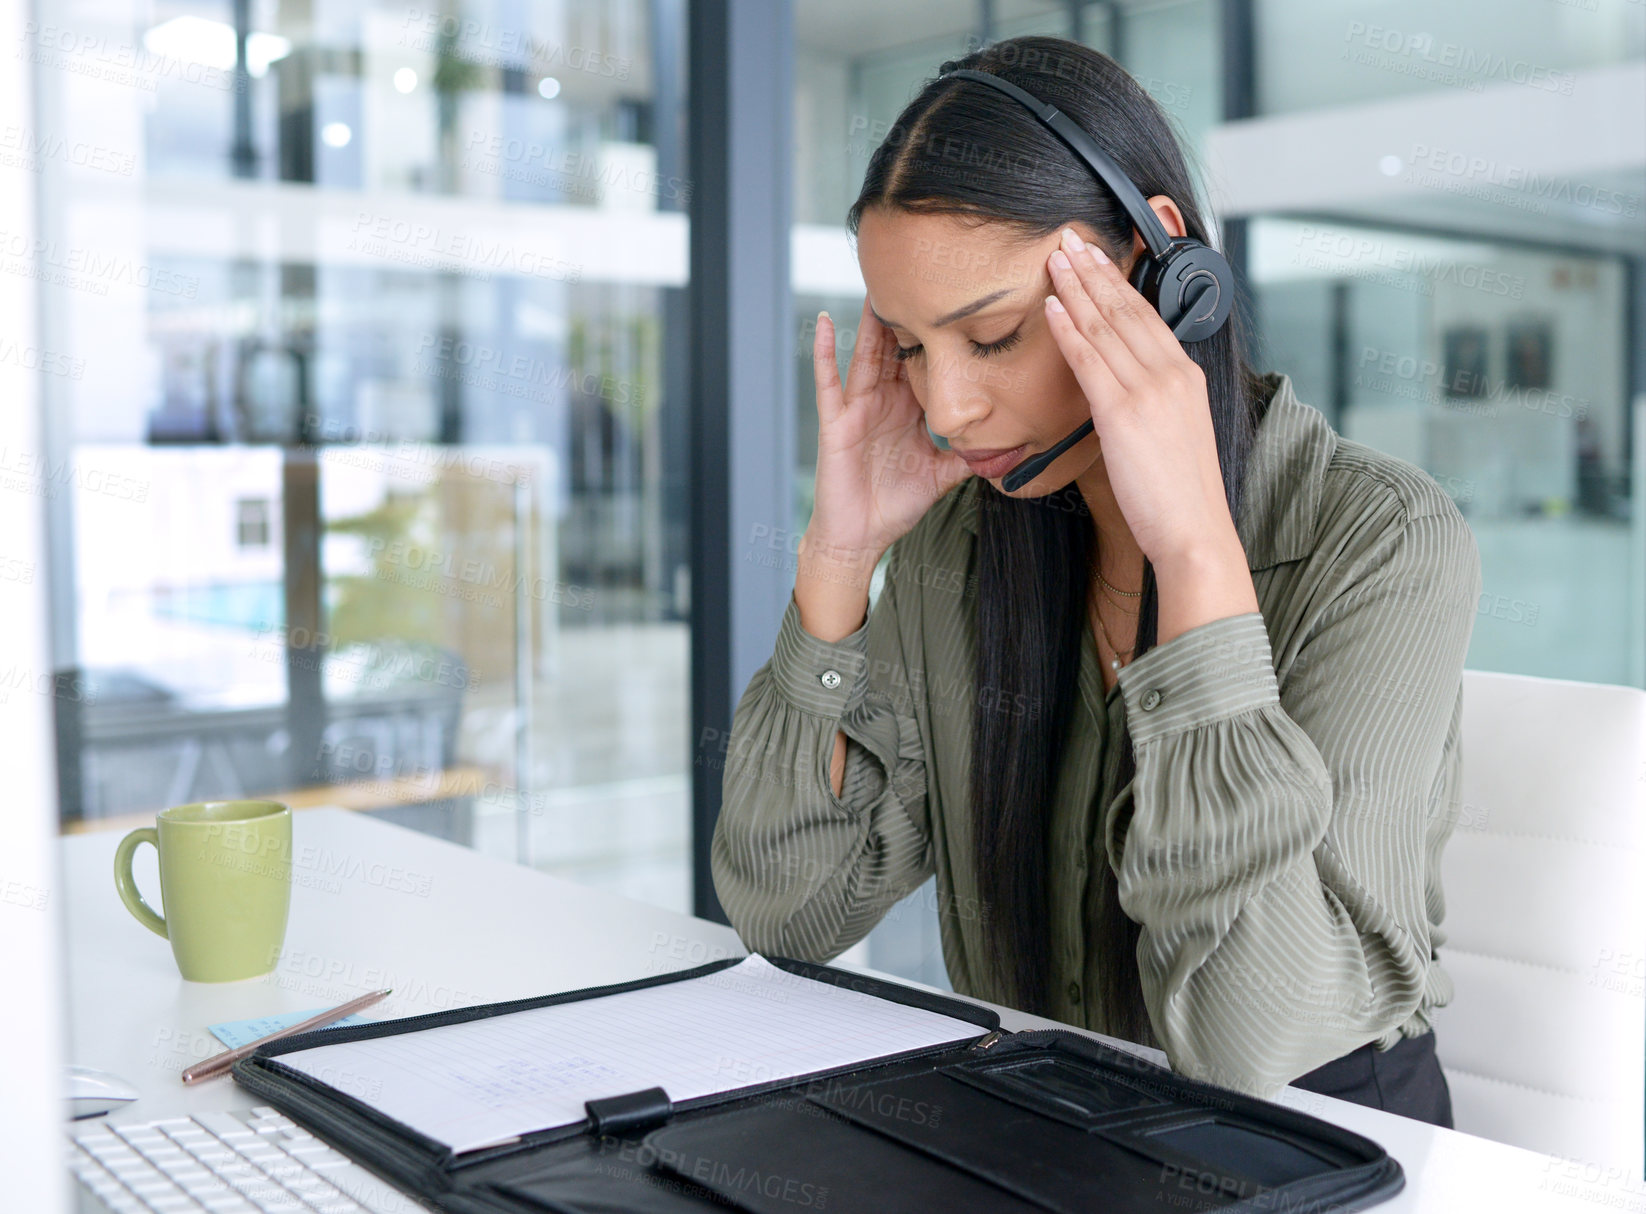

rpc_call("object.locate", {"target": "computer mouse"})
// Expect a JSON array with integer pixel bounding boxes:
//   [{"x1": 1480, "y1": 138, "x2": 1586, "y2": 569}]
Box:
[{"x1": 66, "y1": 1065, "x2": 140, "y2": 1119}]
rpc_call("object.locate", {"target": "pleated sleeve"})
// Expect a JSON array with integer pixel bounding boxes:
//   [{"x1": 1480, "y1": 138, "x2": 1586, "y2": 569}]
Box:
[
  {"x1": 1109, "y1": 500, "x2": 1482, "y2": 1099},
  {"x1": 710, "y1": 540, "x2": 935, "y2": 962}
]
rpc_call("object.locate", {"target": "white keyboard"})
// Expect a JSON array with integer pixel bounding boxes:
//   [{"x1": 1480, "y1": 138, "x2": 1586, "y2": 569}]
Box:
[{"x1": 68, "y1": 1106, "x2": 433, "y2": 1214}]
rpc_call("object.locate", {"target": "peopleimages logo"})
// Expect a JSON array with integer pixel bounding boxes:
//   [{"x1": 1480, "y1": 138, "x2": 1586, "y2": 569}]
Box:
[
  {"x1": 0, "y1": 446, "x2": 149, "y2": 502},
  {"x1": 1342, "y1": 22, "x2": 1577, "y2": 95},
  {"x1": 348, "y1": 212, "x2": 584, "y2": 283},
  {"x1": 460, "y1": 131, "x2": 691, "y2": 206},
  {"x1": 20, "y1": 21, "x2": 248, "y2": 94},
  {"x1": 415, "y1": 333, "x2": 645, "y2": 408},
  {"x1": 1354, "y1": 345, "x2": 1590, "y2": 422},
  {"x1": 247, "y1": 623, "x2": 481, "y2": 692},
  {"x1": 397, "y1": 10, "x2": 632, "y2": 80},
  {"x1": 1291, "y1": 225, "x2": 1526, "y2": 298},
  {"x1": 364, "y1": 538, "x2": 597, "y2": 610},
  {"x1": 0, "y1": 124, "x2": 136, "y2": 176},
  {"x1": 0, "y1": 229, "x2": 200, "y2": 296},
  {"x1": 1405, "y1": 144, "x2": 1640, "y2": 218},
  {"x1": 0, "y1": 336, "x2": 86, "y2": 379}
]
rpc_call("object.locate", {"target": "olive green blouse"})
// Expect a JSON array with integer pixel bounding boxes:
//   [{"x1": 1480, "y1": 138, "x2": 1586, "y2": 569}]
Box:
[{"x1": 710, "y1": 372, "x2": 1483, "y2": 1100}]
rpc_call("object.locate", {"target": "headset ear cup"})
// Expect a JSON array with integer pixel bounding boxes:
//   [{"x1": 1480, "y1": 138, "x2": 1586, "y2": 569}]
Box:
[
  {"x1": 1128, "y1": 255, "x2": 1159, "y2": 312},
  {"x1": 1139, "y1": 240, "x2": 1234, "y2": 343}
]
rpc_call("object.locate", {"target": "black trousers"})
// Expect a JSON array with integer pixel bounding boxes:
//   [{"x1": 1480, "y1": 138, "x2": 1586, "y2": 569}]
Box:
[{"x1": 1288, "y1": 1029, "x2": 1454, "y2": 1128}]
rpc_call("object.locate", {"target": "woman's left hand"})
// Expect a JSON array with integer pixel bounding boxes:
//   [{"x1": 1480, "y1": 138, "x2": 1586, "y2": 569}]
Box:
[{"x1": 1042, "y1": 226, "x2": 1238, "y2": 571}]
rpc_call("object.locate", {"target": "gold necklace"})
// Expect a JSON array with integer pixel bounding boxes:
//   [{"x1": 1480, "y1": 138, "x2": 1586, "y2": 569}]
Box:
[
  {"x1": 1093, "y1": 568, "x2": 1143, "y2": 598},
  {"x1": 1090, "y1": 597, "x2": 1135, "y2": 673},
  {"x1": 1098, "y1": 585, "x2": 1140, "y2": 616}
]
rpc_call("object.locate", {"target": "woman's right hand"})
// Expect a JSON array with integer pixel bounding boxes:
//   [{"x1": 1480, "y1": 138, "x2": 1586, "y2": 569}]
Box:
[{"x1": 807, "y1": 297, "x2": 975, "y2": 559}]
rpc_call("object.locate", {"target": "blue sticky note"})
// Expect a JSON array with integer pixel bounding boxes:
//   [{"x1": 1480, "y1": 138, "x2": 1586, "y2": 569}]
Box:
[{"x1": 209, "y1": 1008, "x2": 373, "y2": 1049}]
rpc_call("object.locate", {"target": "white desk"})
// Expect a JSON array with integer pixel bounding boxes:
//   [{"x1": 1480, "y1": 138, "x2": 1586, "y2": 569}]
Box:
[{"x1": 63, "y1": 808, "x2": 1601, "y2": 1212}]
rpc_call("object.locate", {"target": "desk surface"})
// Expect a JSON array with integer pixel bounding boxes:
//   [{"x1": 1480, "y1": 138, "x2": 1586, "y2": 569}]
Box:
[{"x1": 63, "y1": 808, "x2": 1602, "y2": 1213}]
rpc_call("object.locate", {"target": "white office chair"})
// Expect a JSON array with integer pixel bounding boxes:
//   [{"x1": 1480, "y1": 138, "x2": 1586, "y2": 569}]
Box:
[{"x1": 1430, "y1": 669, "x2": 1646, "y2": 1176}]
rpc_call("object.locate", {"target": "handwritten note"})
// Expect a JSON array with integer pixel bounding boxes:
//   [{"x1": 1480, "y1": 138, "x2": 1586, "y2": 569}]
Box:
[{"x1": 273, "y1": 955, "x2": 984, "y2": 1154}]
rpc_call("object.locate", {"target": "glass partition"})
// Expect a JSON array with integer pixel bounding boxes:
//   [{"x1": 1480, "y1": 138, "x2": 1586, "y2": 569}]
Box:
[
  {"x1": 1250, "y1": 217, "x2": 1639, "y2": 684},
  {"x1": 1255, "y1": 0, "x2": 1646, "y2": 116},
  {"x1": 34, "y1": 0, "x2": 693, "y2": 913}
]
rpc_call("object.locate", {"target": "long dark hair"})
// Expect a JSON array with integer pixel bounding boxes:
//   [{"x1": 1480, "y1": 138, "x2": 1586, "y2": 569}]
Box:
[{"x1": 845, "y1": 36, "x2": 1268, "y2": 1043}]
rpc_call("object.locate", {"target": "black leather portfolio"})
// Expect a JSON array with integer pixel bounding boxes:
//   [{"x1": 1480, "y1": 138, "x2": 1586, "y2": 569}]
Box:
[{"x1": 231, "y1": 953, "x2": 1404, "y2": 1213}]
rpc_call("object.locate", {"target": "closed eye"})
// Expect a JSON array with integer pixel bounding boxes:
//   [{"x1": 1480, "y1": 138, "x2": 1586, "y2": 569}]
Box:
[{"x1": 893, "y1": 328, "x2": 1025, "y2": 362}]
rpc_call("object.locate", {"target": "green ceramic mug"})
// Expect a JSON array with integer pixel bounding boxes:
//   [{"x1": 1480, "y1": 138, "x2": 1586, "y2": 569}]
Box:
[{"x1": 114, "y1": 800, "x2": 293, "y2": 982}]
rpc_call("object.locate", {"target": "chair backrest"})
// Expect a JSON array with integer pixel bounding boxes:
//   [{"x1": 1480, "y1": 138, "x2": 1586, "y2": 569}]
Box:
[{"x1": 1432, "y1": 668, "x2": 1646, "y2": 1176}]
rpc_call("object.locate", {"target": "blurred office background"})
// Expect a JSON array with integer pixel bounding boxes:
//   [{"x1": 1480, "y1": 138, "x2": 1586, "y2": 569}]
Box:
[{"x1": 9, "y1": 0, "x2": 1644, "y2": 992}]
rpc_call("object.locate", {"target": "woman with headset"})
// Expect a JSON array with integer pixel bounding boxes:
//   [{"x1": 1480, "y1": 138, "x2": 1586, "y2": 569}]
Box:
[{"x1": 710, "y1": 35, "x2": 1479, "y2": 1128}]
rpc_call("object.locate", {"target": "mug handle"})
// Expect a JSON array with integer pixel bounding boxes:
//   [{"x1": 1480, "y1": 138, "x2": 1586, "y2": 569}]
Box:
[{"x1": 114, "y1": 827, "x2": 168, "y2": 939}]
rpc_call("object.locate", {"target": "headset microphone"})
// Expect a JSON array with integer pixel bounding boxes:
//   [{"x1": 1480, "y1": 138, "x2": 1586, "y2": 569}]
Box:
[{"x1": 932, "y1": 68, "x2": 1234, "y2": 494}]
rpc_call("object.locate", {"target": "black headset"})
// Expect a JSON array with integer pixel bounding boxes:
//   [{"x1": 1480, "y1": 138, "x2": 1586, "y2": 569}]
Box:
[{"x1": 926, "y1": 68, "x2": 1235, "y2": 492}]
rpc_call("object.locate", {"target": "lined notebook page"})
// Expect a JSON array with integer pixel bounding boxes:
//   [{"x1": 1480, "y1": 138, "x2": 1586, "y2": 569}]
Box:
[{"x1": 273, "y1": 954, "x2": 985, "y2": 1154}]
